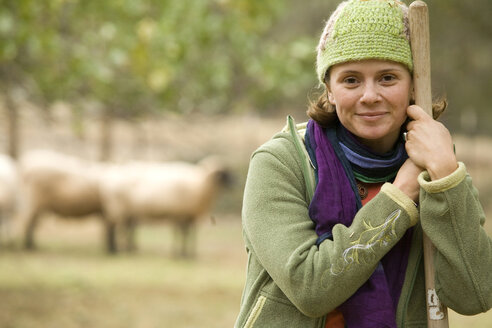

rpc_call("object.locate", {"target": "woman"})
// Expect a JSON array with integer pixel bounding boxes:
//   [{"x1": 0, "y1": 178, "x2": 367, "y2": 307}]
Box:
[{"x1": 235, "y1": 1, "x2": 492, "y2": 327}]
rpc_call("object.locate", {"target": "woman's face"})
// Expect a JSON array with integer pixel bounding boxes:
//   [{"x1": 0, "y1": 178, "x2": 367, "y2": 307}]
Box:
[{"x1": 327, "y1": 59, "x2": 412, "y2": 153}]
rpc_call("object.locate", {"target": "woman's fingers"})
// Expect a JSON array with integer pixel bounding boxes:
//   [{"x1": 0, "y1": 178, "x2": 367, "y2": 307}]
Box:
[
  {"x1": 406, "y1": 104, "x2": 431, "y2": 121},
  {"x1": 405, "y1": 105, "x2": 458, "y2": 180}
]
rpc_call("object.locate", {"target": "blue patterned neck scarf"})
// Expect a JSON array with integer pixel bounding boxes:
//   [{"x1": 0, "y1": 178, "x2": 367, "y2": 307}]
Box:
[{"x1": 337, "y1": 124, "x2": 408, "y2": 183}]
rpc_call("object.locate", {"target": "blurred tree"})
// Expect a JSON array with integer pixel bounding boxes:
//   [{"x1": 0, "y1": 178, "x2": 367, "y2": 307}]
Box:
[
  {"x1": 0, "y1": 0, "x2": 47, "y2": 158},
  {"x1": 0, "y1": 0, "x2": 491, "y2": 160},
  {"x1": 0, "y1": 0, "x2": 292, "y2": 159},
  {"x1": 429, "y1": 0, "x2": 492, "y2": 132}
]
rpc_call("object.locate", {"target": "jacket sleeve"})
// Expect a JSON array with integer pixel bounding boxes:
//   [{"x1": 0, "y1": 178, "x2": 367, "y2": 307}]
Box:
[
  {"x1": 242, "y1": 135, "x2": 418, "y2": 318},
  {"x1": 418, "y1": 162, "x2": 492, "y2": 314}
]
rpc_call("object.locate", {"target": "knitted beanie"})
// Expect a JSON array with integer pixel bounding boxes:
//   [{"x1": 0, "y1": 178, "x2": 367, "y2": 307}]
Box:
[{"x1": 316, "y1": 0, "x2": 412, "y2": 83}]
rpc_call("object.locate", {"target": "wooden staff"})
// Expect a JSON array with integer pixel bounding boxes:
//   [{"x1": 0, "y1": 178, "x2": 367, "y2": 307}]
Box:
[{"x1": 409, "y1": 2, "x2": 449, "y2": 327}]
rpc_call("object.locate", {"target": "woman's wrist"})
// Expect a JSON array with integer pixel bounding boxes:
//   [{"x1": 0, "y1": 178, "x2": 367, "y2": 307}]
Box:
[
  {"x1": 426, "y1": 156, "x2": 458, "y2": 180},
  {"x1": 392, "y1": 179, "x2": 419, "y2": 203}
]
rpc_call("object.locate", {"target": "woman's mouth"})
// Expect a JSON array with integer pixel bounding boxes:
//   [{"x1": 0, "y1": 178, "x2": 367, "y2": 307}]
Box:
[{"x1": 357, "y1": 112, "x2": 387, "y2": 121}]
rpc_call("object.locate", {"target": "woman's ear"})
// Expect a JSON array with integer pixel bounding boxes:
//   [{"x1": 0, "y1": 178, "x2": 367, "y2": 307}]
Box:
[
  {"x1": 325, "y1": 84, "x2": 336, "y2": 105},
  {"x1": 409, "y1": 83, "x2": 415, "y2": 103}
]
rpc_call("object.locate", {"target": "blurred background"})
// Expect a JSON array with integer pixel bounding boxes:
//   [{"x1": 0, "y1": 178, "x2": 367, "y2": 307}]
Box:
[{"x1": 0, "y1": 0, "x2": 491, "y2": 327}]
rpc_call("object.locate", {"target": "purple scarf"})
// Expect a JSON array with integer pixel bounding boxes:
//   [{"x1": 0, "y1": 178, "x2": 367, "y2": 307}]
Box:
[{"x1": 305, "y1": 120, "x2": 412, "y2": 328}]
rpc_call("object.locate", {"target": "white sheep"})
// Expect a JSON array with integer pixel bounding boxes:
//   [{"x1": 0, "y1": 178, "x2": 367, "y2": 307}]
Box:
[
  {"x1": 99, "y1": 156, "x2": 231, "y2": 257},
  {"x1": 0, "y1": 154, "x2": 19, "y2": 246},
  {"x1": 18, "y1": 150, "x2": 115, "y2": 252}
]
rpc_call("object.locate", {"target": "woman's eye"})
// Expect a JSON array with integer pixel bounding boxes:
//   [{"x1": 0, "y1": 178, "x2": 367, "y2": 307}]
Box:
[
  {"x1": 343, "y1": 77, "x2": 358, "y2": 84},
  {"x1": 381, "y1": 74, "x2": 396, "y2": 82}
]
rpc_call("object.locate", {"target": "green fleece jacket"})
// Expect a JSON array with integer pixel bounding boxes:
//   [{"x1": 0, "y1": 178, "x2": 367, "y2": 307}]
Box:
[{"x1": 235, "y1": 118, "x2": 492, "y2": 328}]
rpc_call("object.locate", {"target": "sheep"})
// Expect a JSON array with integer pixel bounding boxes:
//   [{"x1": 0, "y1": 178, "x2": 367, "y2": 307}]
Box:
[
  {"x1": 99, "y1": 156, "x2": 231, "y2": 257},
  {"x1": 0, "y1": 154, "x2": 19, "y2": 246},
  {"x1": 18, "y1": 150, "x2": 116, "y2": 252}
]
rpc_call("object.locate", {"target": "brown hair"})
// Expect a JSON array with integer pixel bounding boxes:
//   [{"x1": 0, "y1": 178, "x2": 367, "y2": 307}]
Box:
[{"x1": 307, "y1": 87, "x2": 447, "y2": 128}]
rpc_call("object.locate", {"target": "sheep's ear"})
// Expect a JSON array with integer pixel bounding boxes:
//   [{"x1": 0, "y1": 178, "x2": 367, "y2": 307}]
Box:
[{"x1": 215, "y1": 169, "x2": 233, "y2": 187}]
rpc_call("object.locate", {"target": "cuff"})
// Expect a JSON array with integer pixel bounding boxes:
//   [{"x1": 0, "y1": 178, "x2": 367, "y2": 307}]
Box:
[
  {"x1": 381, "y1": 183, "x2": 419, "y2": 226},
  {"x1": 418, "y1": 162, "x2": 466, "y2": 194}
]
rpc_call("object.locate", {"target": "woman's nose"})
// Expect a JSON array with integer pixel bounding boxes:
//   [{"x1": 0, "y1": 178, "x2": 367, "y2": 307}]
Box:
[{"x1": 360, "y1": 83, "x2": 381, "y2": 104}]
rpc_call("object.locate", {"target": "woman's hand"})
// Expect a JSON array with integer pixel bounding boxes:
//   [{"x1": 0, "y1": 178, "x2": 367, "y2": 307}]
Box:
[
  {"x1": 393, "y1": 158, "x2": 422, "y2": 203},
  {"x1": 405, "y1": 105, "x2": 458, "y2": 180}
]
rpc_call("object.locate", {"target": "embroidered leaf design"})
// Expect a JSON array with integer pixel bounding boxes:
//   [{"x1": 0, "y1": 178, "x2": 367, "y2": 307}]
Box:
[{"x1": 330, "y1": 209, "x2": 401, "y2": 276}]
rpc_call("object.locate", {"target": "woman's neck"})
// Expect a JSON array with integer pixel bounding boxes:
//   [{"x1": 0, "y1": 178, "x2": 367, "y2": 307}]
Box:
[{"x1": 355, "y1": 130, "x2": 400, "y2": 154}]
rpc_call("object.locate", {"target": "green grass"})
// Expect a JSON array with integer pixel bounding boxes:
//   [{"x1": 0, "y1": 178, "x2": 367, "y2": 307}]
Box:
[
  {"x1": 0, "y1": 216, "x2": 246, "y2": 328},
  {"x1": 1, "y1": 214, "x2": 491, "y2": 328}
]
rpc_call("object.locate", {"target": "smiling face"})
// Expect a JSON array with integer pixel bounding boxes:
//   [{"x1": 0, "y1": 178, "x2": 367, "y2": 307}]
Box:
[{"x1": 327, "y1": 59, "x2": 413, "y2": 153}]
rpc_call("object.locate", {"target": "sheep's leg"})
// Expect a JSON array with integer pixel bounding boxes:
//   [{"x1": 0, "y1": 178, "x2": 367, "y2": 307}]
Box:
[
  {"x1": 105, "y1": 221, "x2": 117, "y2": 254},
  {"x1": 0, "y1": 211, "x2": 14, "y2": 248},
  {"x1": 24, "y1": 212, "x2": 40, "y2": 250},
  {"x1": 186, "y1": 220, "x2": 197, "y2": 258},
  {"x1": 0, "y1": 212, "x2": 4, "y2": 246},
  {"x1": 124, "y1": 217, "x2": 137, "y2": 252},
  {"x1": 174, "y1": 217, "x2": 196, "y2": 258},
  {"x1": 172, "y1": 221, "x2": 181, "y2": 258}
]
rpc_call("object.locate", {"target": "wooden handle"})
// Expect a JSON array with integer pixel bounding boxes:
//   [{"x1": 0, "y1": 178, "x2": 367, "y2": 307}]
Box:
[
  {"x1": 409, "y1": 2, "x2": 449, "y2": 327},
  {"x1": 409, "y1": 1, "x2": 433, "y2": 116}
]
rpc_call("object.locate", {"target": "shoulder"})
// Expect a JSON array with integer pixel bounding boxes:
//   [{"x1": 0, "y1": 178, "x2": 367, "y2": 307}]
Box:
[
  {"x1": 255, "y1": 131, "x2": 296, "y2": 158},
  {"x1": 253, "y1": 116, "x2": 307, "y2": 163},
  {"x1": 245, "y1": 117, "x2": 315, "y2": 202},
  {"x1": 248, "y1": 132, "x2": 300, "y2": 184},
  {"x1": 252, "y1": 117, "x2": 308, "y2": 170}
]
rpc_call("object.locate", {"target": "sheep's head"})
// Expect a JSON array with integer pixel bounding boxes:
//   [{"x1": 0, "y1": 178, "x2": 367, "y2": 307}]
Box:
[
  {"x1": 212, "y1": 168, "x2": 233, "y2": 188},
  {"x1": 198, "y1": 155, "x2": 233, "y2": 189}
]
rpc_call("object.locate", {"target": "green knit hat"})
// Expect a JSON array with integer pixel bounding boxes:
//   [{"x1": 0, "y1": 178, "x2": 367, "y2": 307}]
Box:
[{"x1": 316, "y1": 0, "x2": 413, "y2": 83}]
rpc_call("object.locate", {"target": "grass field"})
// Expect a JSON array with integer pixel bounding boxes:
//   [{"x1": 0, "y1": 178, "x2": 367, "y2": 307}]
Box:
[
  {"x1": 0, "y1": 215, "x2": 247, "y2": 328},
  {"x1": 1, "y1": 214, "x2": 491, "y2": 328}
]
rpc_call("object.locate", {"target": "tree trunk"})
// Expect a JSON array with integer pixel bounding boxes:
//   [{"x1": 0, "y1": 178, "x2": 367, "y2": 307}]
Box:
[
  {"x1": 5, "y1": 92, "x2": 19, "y2": 160},
  {"x1": 99, "y1": 107, "x2": 113, "y2": 161}
]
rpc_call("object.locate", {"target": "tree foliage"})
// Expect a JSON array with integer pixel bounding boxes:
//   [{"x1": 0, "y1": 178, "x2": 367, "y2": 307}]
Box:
[{"x1": 1, "y1": 0, "x2": 491, "y2": 133}]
